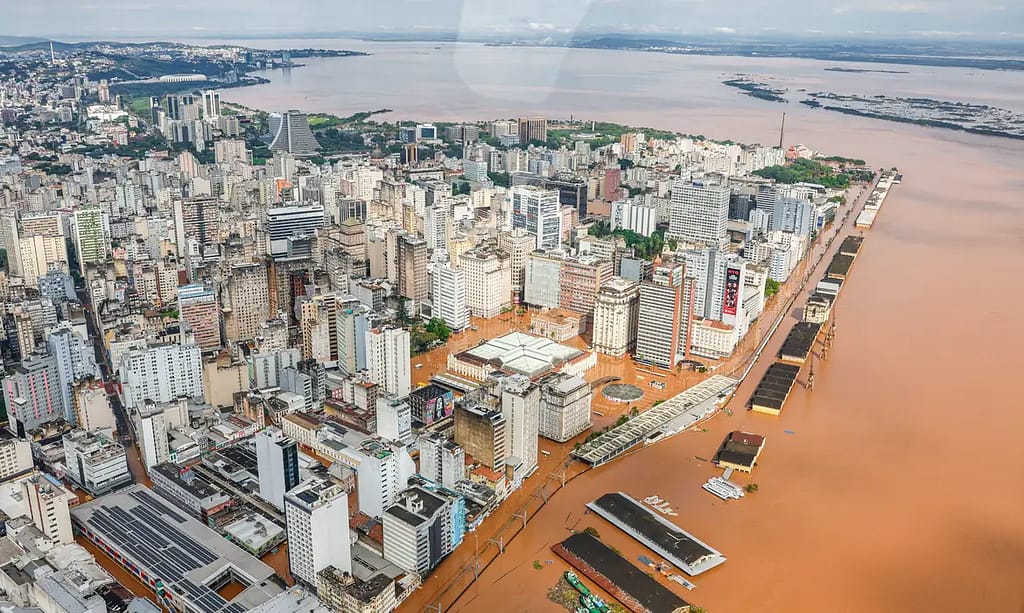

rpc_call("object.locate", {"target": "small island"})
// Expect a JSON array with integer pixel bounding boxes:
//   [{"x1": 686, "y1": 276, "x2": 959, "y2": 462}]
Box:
[
  {"x1": 801, "y1": 92, "x2": 1024, "y2": 140},
  {"x1": 721, "y1": 77, "x2": 788, "y2": 103}
]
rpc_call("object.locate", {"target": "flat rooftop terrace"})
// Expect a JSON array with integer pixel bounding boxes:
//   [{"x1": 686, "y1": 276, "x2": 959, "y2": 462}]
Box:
[
  {"x1": 573, "y1": 375, "x2": 736, "y2": 466},
  {"x1": 72, "y1": 485, "x2": 281, "y2": 613},
  {"x1": 553, "y1": 532, "x2": 691, "y2": 613},
  {"x1": 587, "y1": 492, "x2": 726, "y2": 576}
]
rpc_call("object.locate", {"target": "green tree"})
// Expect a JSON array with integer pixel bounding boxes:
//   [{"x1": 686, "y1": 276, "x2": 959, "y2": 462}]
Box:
[
  {"x1": 424, "y1": 318, "x2": 452, "y2": 343},
  {"x1": 395, "y1": 297, "x2": 411, "y2": 326},
  {"x1": 764, "y1": 279, "x2": 780, "y2": 298}
]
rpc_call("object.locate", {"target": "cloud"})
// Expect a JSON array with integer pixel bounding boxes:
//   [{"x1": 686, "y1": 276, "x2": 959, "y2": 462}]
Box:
[
  {"x1": 834, "y1": 2, "x2": 937, "y2": 14},
  {"x1": 714, "y1": 26, "x2": 736, "y2": 34}
]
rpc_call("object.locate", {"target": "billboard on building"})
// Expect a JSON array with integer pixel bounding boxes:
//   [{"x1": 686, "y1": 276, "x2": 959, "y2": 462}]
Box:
[
  {"x1": 723, "y1": 267, "x2": 741, "y2": 316},
  {"x1": 424, "y1": 390, "x2": 455, "y2": 425}
]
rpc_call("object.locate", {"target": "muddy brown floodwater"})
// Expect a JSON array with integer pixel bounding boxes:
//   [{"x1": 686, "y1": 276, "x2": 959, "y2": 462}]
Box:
[
  {"x1": 433, "y1": 124, "x2": 1024, "y2": 612},
  {"x1": 223, "y1": 43, "x2": 1024, "y2": 612}
]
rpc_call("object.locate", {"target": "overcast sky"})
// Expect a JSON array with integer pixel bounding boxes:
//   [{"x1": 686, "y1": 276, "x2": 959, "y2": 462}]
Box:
[{"x1": 4, "y1": 0, "x2": 1021, "y2": 40}]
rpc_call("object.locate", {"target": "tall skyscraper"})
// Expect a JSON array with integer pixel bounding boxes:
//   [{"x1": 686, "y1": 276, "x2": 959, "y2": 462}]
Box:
[
  {"x1": 284, "y1": 478, "x2": 351, "y2": 583},
  {"x1": 501, "y1": 375, "x2": 540, "y2": 481},
  {"x1": 256, "y1": 427, "x2": 300, "y2": 511},
  {"x1": 511, "y1": 185, "x2": 562, "y2": 250},
  {"x1": 178, "y1": 284, "x2": 221, "y2": 352},
  {"x1": 267, "y1": 110, "x2": 321, "y2": 157},
  {"x1": 46, "y1": 325, "x2": 98, "y2": 424},
  {"x1": 366, "y1": 327, "x2": 411, "y2": 398},
  {"x1": 517, "y1": 116, "x2": 547, "y2": 144},
  {"x1": 431, "y1": 255, "x2": 469, "y2": 332},
  {"x1": 635, "y1": 262, "x2": 685, "y2": 368},
  {"x1": 668, "y1": 181, "x2": 731, "y2": 246}
]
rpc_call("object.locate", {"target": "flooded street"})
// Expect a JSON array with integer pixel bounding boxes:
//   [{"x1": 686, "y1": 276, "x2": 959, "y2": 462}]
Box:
[{"x1": 219, "y1": 42, "x2": 1024, "y2": 612}]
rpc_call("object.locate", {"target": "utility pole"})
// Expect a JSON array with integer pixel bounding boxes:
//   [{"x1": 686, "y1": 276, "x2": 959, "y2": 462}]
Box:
[{"x1": 807, "y1": 356, "x2": 815, "y2": 390}]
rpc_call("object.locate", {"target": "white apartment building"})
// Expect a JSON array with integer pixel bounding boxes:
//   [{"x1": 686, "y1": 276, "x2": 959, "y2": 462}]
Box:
[
  {"x1": 510, "y1": 185, "x2": 562, "y2": 250},
  {"x1": 285, "y1": 478, "x2": 352, "y2": 584},
  {"x1": 256, "y1": 427, "x2": 300, "y2": 511},
  {"x1": 591, "y1": 277, "x2": 640, "y2": 357},
  {"x1": 431, "y1": 257, "x2": 469, "y2": 331},
  {"x1": 416, "y1": 433, "x2": 466, "y2": 490},
  {"x1": 460, "y1": 245, "x2": 511, "y2": 318},
  {"x1": 537, "y1": 373, "x2": 592, "y2": 443},
  {"x1": 501, "y1": 375, "x2": 540, "y2": 482},
  {"x1": 376, "y1": 397, "x2": 412, "y2": 444},
  {"x1": 347, "y1": 440, "x2": 415, "y2": 519},
  {"x1": 497, "y1": 228, "x2": 535, "y2": 300},
  {"x1": 22, "y1": 473, "x2": 76, "y2": 545},
  {"x1": 119, "y1": 343, "x2": 204, "y2": 410},
  {"x1": 366, "y1": 327, "x2": 411, "y2": 398},
  {"x1": 668, "y1": 180, "x2": 730, "y2": 246}
]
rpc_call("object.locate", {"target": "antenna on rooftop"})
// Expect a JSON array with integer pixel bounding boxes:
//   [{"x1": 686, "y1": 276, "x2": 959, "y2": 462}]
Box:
[{"x1": 778, "y1": 112, "x2": 786, "y2": 149}]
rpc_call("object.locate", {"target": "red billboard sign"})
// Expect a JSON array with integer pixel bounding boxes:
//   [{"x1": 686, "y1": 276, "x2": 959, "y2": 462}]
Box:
[{"x1": 723, "y1": 267, "x2": 741, "y2": 316}]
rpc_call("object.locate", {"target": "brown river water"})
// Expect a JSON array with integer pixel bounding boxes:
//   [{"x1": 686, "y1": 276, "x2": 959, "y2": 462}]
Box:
[{"x1": 212, "y1": 40, "x2": 1024, "y2": 612}]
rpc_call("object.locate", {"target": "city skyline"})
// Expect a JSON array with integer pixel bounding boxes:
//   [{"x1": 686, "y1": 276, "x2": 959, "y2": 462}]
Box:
[{"x1": 1, "y1": 0, "x2": 1021, "y2": 41}]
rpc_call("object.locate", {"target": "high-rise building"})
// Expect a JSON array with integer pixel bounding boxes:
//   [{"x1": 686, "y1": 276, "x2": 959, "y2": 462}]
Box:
[
  {"x1": 592, "y1": 277, "x2": 640, "y2": 357},
  {"x1": 610, "y1": 199, "x2": 657, "y2": 237},
  {"x1": 537, "y1": 373, "x2": 591, "y2": 443},
  {"x1": 285, "y1": 478, "x2": 352, "y2": 583},
  {"x1": 460, "y1": 245, "x2": 512, "y2": 318},
  {"x1": 350, "y1": 439, "x2": 415, "y2": 518},
  {"x1": 132, "y1": 398, "x2": 188, "y2": 471},
  {"x1": 202, "y1": 90, "x2": 221, "y2": 121},
  {"x1": 62, "y1": 429, "x2": 132, "y2": 496},
  {"x1": 222, "y1": 263, "x2": 270, "y2": 343},
  {"x1": 431, "y1": 255, "x2": 469, "y2": 332},
  {"x1": 668, "y1": 181, "x2": 730, "y2": 246},
  {"x1": 73, "y1": 207, "x2": 107, "y2": 271},
  {"x1": 635, "y1": 262, "x2": 685, "y2": 368},
  {"x1": 558, "y1": 256, "x2": 614, "y2": 328},
  {"x1": 47, "y1": 325, "x2": 98, "y2": 424},
  {"x1": 366, "y1": 327, "x2": 411, "y2": 398},
  {"x1": 178, "y1": 284, "x2": 221, "y2": 352},
  {"x1": 501, "y1": 375, "x2": 540, "y2": 481},
  {"x1": 376, "y1": 397, "x2": 412, "y2": 444},
  {"x1": 454, "y1": 402, "x2": 507, "y2": 471},
  {"x1": 173, "y1": 195, "x2": 219, "y2": 258},
  {"x1": 511, "y1": 186, "x2": 562, "y2": 250},
  {"x1": 517, "y1": 116, "x2": 547, "y2": 144},
  {"x1": 22, "y1": 473, "x2": 75, "y2": 545},
  {"x1": 497, "y1": 228, "x2": 535, "y2": 302},
  {"x1": 18, "y1": 234, "x2": 68, "y2": 286},
  {"x1": 265, "y1": 205, "x2": 325, "y2": 258},
  {"x1": 119, "y1": 343, "x2": 204, "y2": 410},
  {"x1": 267, "y1": 110, "x2": 321, "y2": 157},
  {"x1": 301, "y1": 293, "x2": 338, "y2": 363},
  {"x1": 417, "y1": 433, "x2": 465, "y2": 490},
  {"x1": 256, "y1": 427, "x2": 300, "y2": 511},
  {"x1": 397, "y1": 234, "x2": 428, "y2": 307},
  {"x1": 771, "y1": 197, "x2": 814, "y2": 237},
  {"x1": 3, "y1": 353, "x2": 64, "y2": 436},
  {"x1": 524, "y1": 251, "x2": 563, "y2": 309},
  {"x1": 383, "y1": 486, "x2": 462, "y2": 575}
]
